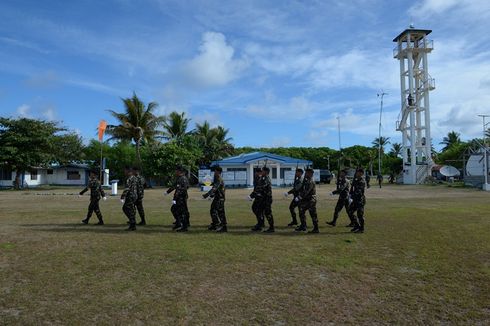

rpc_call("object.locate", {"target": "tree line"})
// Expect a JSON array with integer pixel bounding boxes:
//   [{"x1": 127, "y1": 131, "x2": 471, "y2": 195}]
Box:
[{"x1": 1, "y1": 93, "x2": 488, "y2": 188}]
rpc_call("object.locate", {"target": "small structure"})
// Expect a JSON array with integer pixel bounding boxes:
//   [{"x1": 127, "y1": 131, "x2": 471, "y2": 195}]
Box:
[
  {"x1": 394, "y1": 27, "x2": 435, "y2": 184},
  {"x1": 209, "y1": 152, "x2": 313, "y2": 187},
  {"x1": 0, "y1": 163, "x2": 90, "y2": 188}
]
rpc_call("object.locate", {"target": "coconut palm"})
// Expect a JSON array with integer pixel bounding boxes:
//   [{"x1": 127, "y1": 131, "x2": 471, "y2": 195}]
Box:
[
  {"x1": 106, "y1": 93, "x2": 163, "y2": 168},
  {"x1": 389, "y1": 142, "x2": 402, "y2": 157},
  {"x1": 162, "y1": 111, "x2": 191, "y2": 142},
  {"x1": 440, "y1": 131, "x2": 461, "y2": 151},
  {"x1": 213, "y1": 125, "x2": 234, "y2": 157},
  {"x1": 372, "y1": 136, "x2": 391, "y2": 154}
]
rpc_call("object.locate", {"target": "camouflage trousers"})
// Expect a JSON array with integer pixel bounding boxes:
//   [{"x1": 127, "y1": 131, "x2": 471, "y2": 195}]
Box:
[
  {"x1": 289, "y1": 198, "x2": 300, "y2": 221},
  {"x1": 210, "y1": 198, "x2": 227, "y2": 226},
  {"x1": 87, "y1": 198, "x2": 103, "y2": 221},
  {"x1": 332, "y1": 197, "x2": 355, "y2": 224},
  {"x1": 253, "y1": 198, "x2": 274, "y2": 227},
  {"x1": 171, "y1": 199, "x2": 190, "y2": 228},
  {"x1": 122, "y1": 199, "x2": 136, "y2": 226},
  {"x1": 135, "y1": 198, "x2": 145, "y2": 223},
  {"x1": 348, "y1": 197, "x2": 365, "y2": 229},
  {"x1": 299, "y1": 199, "x2": 318, "y2": 227}
]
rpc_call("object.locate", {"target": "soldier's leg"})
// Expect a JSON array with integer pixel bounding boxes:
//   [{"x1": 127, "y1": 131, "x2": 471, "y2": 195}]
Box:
[
  {"x1": 252, "y1": 200, "x2": 264, "y2": 227},
  {"x1": 135, "y1": 199, "x2": 146, "y2": 225},
  {"x1": 328, "y1": 199, "x2": 343, "y2": 226},
  {"x1": 123, "y1": 201, "x2": 136, "y2": 230},
  {"x1": 183, "y1": 200, "x2": 190, "y2": 228},
  {"x1": 208, "y1": 199, "x2": 220, "y2": 230},
  {"x1": 345, "y1": 198, "x2": 356, "y2": 226},
  {"x1": 170, "y1": 203, "x2": 180, "y2": 229},
  {"x1": 216, "y1": 200, "x2": 227, "y2": 232},
  {"x1": 308, "y1": 201, "x2": 319, "y2": 233},
  {"x1": 355, "y1": 205, "x2": 365, "y2": 233},
  {"x1": 83, "y1": 200, "x2": 96, "y2": 224},
  {"x1": 93, "y1": 200, "x2": 104, "y2": 224},
  {"x1": 263, "y1": 200, "x2": 274, "y2": 232},
  {"x1": 288, "y1": 199, "x2": 298, "y2": 225},
  {"x1": 295, "y1": 203, "x2": 307, "y2": 231},
  {"x1": 349, "y1": 202, "x2": 361, "y2": 232}
]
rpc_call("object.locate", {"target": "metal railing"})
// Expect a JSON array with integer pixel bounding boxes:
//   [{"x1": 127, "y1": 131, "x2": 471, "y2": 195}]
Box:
[{"x1": 393, "y1": 39, "x2": 434, "y2": 58}]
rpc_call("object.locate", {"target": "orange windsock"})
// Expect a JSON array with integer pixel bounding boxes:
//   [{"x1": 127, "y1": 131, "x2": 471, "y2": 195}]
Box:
[{"x1": 98, "y1": 120, "x2": 107, "y2": 142}]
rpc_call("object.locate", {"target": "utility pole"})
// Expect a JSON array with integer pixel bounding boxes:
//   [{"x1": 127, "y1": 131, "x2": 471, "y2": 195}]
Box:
[
  {"x1": 337, "y1": 116, "x2": 342, "y2": 171},
  {"x1": 377, "y1": 91, "x2": 387, "y2": 175},
  {"x1": 478, "y1": 114, "x2": 490, "y2": 190}
]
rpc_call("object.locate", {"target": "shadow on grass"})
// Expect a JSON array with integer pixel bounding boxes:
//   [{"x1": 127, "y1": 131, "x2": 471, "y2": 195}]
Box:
[{"x1": 20, "y1": 223, "x2": 355, "y2": 237}]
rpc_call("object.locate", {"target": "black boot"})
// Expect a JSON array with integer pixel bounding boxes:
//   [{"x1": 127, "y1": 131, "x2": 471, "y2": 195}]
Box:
[
  {"x1": 96, "y1": 219, "x2": 104, "y2": 225},
  {"x1": 138, "y1": 220, "x2": 146, "y2": 226},
  {"x1": 308, "y1": 223, "x2": 319, "y2": 233},
  {"x1": 251, "y1": 224, "x2": 263, "y2": 231},
  {"x1": 326, "y1": 221, "x2": 336, "y2": 226},
  {"x1": 346, "y1": 222, "x2": 356, "y2": 227},
  {"x1": 176, "y1": 226, "x2": 188, "y2": 232},
  {"x1": 287, "y1": 220, "x2": 298, "y2": 227},
  {"x1": 216, "y1": 225, "x2": 228, "y2": 233},
  {"x1": 172, "y1": 223, "x2": 181, "y2": 230},
  {"x1": 350, "y1": 223, "x2": 360, "y2": 232},
  {"x1": 81, "y1": 218, "x2": 89, "y2": 224},
  {"x1": 295, "y1": 224, "x2": 307, "y2": 232},
  {"x1": 208, "y1": 224, "x2": 217, "y2": 231},
  {"x1": 126, "y1": 224, "x2": 136, "y2": 231},
  {"x1": 263, "y1": 227, "x2": 275, "y2": 233}
]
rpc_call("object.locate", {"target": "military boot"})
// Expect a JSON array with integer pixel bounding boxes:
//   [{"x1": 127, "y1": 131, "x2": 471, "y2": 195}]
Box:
[
  {"x1": 207, "y1": 224, "x2": 218, "y2": 231},
  {"x1": 326, "y1": 220, "x2": 336, "y2": 226},
  {"x1": 295, "y1": 224, "x2": 307, "y2": 232},
  {"x1": 138, "y1": 219, "x2": 146, "y2": 226},
  {"x1": 287, "y1": 219, "x2": 298, "y2": 227},
  {"x1": 216, "y1": 225, "x2": 228, "y2": 233},
  {"x1": 96, "y1": 219, "x2": 104, "y2": 225},
  {"x1": 251, "y1": 224, "x2": 263, "y2": 231},
  {"x1": 81, "y1": 218, "x2": 89, "y2": 224},
  {"x1": 308, "y1": 223, "x2": 319, "y2": 234}
]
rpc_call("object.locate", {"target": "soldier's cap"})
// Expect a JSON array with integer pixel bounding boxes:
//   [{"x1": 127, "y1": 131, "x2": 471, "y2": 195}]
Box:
[
  {"x1": 175, "y1": 165, "x2": 185, "y2": 172},
  {"x1": 132, "y1": 166, "x2": 140, "y2": 172},
  {"x1": 124, "y1": 165, "x2": 132, "y2": 171},
  {"x1": 357, "y1": 168, "x2": 365, "y2": 174},
  {"x1": 296, "y1": 168, "x2": 304, "y2": 173},
  {"x1": 89, "y1": 169, "x2": 98, "y2": 175},
  {"x1": 212, "y1": 166, "x2": 223, "y2": 173},
  {"x1": 340, "y1": 169, "x2": 348, "y2": 174},
  {"x1": 305, "y1": 167, "x2": 314, "y2": 173},
  {"x1": 262, "y1": 166, "x2": 270, "y2": 173}
]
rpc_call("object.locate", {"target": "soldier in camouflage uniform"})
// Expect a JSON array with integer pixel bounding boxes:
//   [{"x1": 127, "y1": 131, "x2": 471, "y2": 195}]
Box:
[
  {"x1": 295, "y1": 168, "x2": 319, "y2": 233},
  {"x1": 133, "y1": 166, "x2": 146, "y2": 226},
  {"x1": 165, "y1": 166, "x2": 190, "y2": 232},
  {"x1": 326, "y1": 169, "x2": 356, "y2": 227},
  {"x1": 80, "y1": 170, "x2": 106, "y2": 225},
  {"x1": 121, "y1": 167, "x2": 138, "y2": 231},
  {"x1": 249, "y1": 167, "x2": 274, "y2": 233},
  {"x1": 203, "y1": 166, "x2": 227, "y2": 232},
  {"x1": 349, "y1": 168, "x2": 367, "y2": 233},
  {"x1": 284, "y1": 168, "x2": 303, "y2": 226},
  {"x1": 250, "y1": 168, "x2": 264, "y2": 226}
]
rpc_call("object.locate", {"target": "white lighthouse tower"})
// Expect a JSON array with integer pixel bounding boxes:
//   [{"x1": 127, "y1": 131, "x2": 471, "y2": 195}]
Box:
[{"x1": 394, "y1": 27, "x2": 435, "y2": 184}]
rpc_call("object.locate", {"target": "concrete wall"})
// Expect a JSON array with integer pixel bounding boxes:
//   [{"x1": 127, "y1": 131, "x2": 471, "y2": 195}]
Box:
[{"x1": 0, "y1": 168, "x2": 88, "y2": 187}]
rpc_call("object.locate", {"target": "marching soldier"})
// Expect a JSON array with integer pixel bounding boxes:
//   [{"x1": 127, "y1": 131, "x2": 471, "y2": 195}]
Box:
[
  {"x1": 249, "y1": 167, "x2": 274, "y2": 233},
  {"x1": 203, "y1": 166, "x2": 227, "y2": 232},
  {"x1": 284, "y1": 168, "x2": 303, "y2": 226},
  {"x1": 165, "y1": 166, "x2": 190, "y2": 232},
  {"x1": 365, "y1": 172, "x2": 371, "y2": 189},
  {"x1": 376, "y1": 173, "x2": 383, "y2": 189},
  {"x1": 349, "y1": 168, "x2": 367, "y2": 233},
  {"x1": 121, "y1": 166, "x2": 138, "y2": 231},
  {"x1": 80, "y1": 170, "x2": 106, "y2": 225},
  {"x1": 295, "y1": 168, "x2": 319, "y2": 233},
  {"x1": 133, "y1": 166, "x2": 146, "y2": 226},
  {"x1": 326, "y1": 169, "x2": 356, "y2": 227}
]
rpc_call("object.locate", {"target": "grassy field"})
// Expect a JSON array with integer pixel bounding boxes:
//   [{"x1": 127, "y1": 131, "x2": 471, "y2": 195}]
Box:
[{"x1": 0, "y1": 184, "x2": 489, "y2": 325}]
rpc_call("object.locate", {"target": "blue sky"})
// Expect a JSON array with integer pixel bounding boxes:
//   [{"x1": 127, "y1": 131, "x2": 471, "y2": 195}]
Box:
[{"x1": 1, "y1": 0, "x2": 489, "y2": 149}]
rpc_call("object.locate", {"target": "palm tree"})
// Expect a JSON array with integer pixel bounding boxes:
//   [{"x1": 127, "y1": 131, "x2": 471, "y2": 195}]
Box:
[
  {"x1": 106, "y1": 92, "x2": 163, "y2": 167},
  {"x1": 440, "y1": 131, "x2": 461, "y2": 151},
  {"x1": 485, "y1": 128, "x2": 490, "y2": 139},
  {"x1": 162, "y1": 111, "x2": 191, "y2": 142},
  {"x1": 389, "y1": 142, "x2": 402, "y2": 157},
  {"x1": 372, "y1": 136, "x2": 391, "y2": 154},
  {"x1": 213, "y1": 126, "x2": 234, "y2": 157},
  {"x1": 194, "y1": 121, "x2": 216, "y2": 165}
]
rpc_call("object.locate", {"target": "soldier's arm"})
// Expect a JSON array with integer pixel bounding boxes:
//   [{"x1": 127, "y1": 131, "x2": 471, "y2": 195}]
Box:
[
  {"x1": 203, "y1": 183, "x2": 215, "y2": 199},
  {"x1": 99, "y1": 183, "x2": 106, "y2": 198},
  {"x1": 79, "y1": 187, "x2": 89, "y2": 195}
]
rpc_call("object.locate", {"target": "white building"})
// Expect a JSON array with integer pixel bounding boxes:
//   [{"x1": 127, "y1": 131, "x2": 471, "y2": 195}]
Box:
[
  {"x1": 0, "y1": 164, "x2": 90, "y2": 188},
  {"x1": 205, "y1": 152, "x2": 315, "y2": 187}
]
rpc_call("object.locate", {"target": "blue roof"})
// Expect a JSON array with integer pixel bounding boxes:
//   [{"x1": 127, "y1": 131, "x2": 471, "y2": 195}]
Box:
[{"x1": 212, "y1": 152, "x2": 312, "y2": 166}]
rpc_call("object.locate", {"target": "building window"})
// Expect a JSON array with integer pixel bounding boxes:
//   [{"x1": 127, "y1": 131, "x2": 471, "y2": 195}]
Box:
[
  {"x1": 272, "y1": 168, "x2": 277, "y2": 179},
  {"x1": 30, "y1": 169, "x2": 38, "y2": 180},
  {"x1": 67, "y1": 171, "x2": 81, "y2": 180},
  {"x1": 0, "y1": 167, "x2": 12, "y2": 180},
  {"x1": 47, "y1": 169, "x2": 54, "y2": 175},
  {"x1": 280, "y1": 168, "x2": 291, "y2": 179}
]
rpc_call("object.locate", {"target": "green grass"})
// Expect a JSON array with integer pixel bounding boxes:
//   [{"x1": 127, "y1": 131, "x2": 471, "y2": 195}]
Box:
[{"x1": 1, "y1": 184, "x2": 489, "y2": 325}]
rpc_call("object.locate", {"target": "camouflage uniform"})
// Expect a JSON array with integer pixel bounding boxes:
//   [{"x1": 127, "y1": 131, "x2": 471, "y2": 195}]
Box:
[
  {"x1": 330, "y1": 177, "x2": 356, "y2": 225},
  {"x1": 134, "y1": 174, "x2": 146, "y2": 224},
  {"x1": 287, "y1": 175, "x2": 303, "y2": 224},
  {"x1": 80, "y1": 178, "x2": 105, "y2": 223},
  {"x1": 203, "y1": 174, "x2": 227, "y2": 227},
  {"x1": 166, "y1": 175, "x2": 190, "y2": 230},
  {"x1": 250, "y1": 175, "x2": 274, "y2": 229},
  {"x1": 121, "y1": 175, "x2": 138, "y2": 228},
  {"x1": 298, "y1": 175, "x2": 318, "y2": 230},
  {"x1": 349, "y1": 177, "x2": 366, "y2": 232}
]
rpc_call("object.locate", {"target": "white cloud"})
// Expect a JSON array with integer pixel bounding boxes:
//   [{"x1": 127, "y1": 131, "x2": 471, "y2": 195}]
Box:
[
  {"x1": 16, "y1": 104, "x2": 31, "y2": 117},
  {"x1": 42, "y1": 107, "x2": 56, "y2": 121},
  {"x1": 269, "y1": 136, "x2": 291, "y2": 148},
  {"x1": 184, "y1": 32, "x2": 248, "y2": 88}
]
